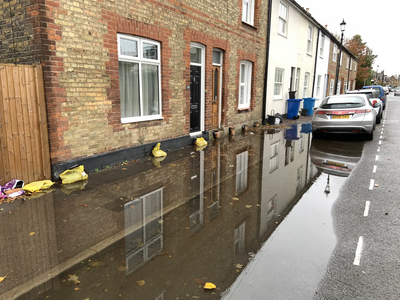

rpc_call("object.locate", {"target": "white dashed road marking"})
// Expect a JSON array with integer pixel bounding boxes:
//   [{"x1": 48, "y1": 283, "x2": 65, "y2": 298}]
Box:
[{"x1": 353, "y1": 236, "x2": 364, "y2": 266}]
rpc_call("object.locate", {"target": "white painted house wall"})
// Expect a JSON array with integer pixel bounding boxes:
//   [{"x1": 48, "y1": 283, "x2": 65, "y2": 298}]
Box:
[
  {"x1": 313, "y1": 30, "x2": 331, "y2": 107},
  {"x1": 266, "y1": 0, "x2": 318, "y2": 118}
]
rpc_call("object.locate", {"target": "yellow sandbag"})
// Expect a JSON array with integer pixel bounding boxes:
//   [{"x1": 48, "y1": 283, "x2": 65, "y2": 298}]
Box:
[
  {"x1": 152, "y1": 143, "x2": 167, "y2": 158},
  {"x1": 23, "y1": 180, "x2": 55, "y2": 193},
  {"x1": 195, "y1": 137, "x2": 207, "y2": 147},
  {"x1": 59, "y1": 165, "x2": 88, "y2": 184}
]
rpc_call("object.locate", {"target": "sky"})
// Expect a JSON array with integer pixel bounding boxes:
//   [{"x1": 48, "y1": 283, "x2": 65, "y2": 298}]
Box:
[{"x1": 297, "y1": 0, "x2": 399, "y2": 77}]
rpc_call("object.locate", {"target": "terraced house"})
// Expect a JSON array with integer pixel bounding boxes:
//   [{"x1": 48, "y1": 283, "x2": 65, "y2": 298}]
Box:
[{"x1": 0, "y1": 0, "x2": 269, "y2": 178}]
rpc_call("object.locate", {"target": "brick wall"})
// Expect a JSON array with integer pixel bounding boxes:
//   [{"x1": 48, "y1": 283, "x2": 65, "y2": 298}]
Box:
[{"x1": 36, "y1": 0, "x2": 268, "y2": 165}]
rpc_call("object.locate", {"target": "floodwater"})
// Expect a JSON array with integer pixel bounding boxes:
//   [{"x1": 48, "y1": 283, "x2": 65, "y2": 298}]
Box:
[{"x1": 0, "y1": 124, "x2": 363, "y2": 300}]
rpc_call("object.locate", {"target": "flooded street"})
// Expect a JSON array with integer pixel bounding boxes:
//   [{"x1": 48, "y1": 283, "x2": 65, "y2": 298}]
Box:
[{"x1": 0, "y1": 124, "x2": 364, "y2": 300}]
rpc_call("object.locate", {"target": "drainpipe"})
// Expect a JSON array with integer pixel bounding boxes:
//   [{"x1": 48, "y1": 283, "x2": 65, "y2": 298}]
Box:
[
  {"x1": 347, "y1": 56, "x2": 351, "y2": 90},
  {"x1": 311, "y1": 28, "x2": 320, "y2": 97},
  {"x1": 262, "y1": 0, "x2": 273, "y2": 124}
]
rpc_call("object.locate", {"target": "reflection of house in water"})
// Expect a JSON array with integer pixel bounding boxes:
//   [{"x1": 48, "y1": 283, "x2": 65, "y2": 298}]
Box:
[{"x1": 260, "y1": 127, "x2": 312, "y2": 238}]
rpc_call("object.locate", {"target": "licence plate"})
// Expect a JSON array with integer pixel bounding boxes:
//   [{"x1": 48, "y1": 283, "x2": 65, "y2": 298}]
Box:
[
  {"x1": 331, "y1": 115, "x2": 350, "y2": 119},
  {"x1": 325, "y1": 160, "x2": 346, "y2": 167}
]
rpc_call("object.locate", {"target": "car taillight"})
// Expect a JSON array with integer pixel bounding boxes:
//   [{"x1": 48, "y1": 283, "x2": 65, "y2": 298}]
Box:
[{"x1": 355, "y1": 109, "x2": 372, "y2": 114}]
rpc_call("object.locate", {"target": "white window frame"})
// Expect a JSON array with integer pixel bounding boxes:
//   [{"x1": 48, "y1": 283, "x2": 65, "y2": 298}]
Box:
[
  {"x1": 346, "y1": 56, "x2": 349, "y2": 69},
  {"x1": 350, "y1": 59, "x2": 352, "y2": 70},
  {"x1": 319, "y1": 34, "x2": 325, "y2": 57},
  {"x1": 316, "y1": 75, "x2": 321, "y2": 98},
  {"x1": 329, "y1": 79, "x2": 334, "y2": 95},
  {"x1": 307, "y1": 26, "x2": 312, "y2": 54},
  {"x1": 278, "y1": 2, "x2": 288, "y2": 36},
  {"x1": 239, "y1": 60, "x2": 252, "y2": 109},
  {"x1": 303, "y1": 72, "x2": 310, "y2": 97},
  {"x1": 354, "y1": 62, "x2": 357, "y2": 71},
  {"x1": 333, "y1": 44, "x2": 337, "y2": 62},
  {"x1": 118, "y1": 34, "x2": 162, "y2": 124},
  {"x1": 242, "y1": 0, "x2": 255, "y2": 26},
  {"x1": 274, "y1": 68, "x2": 284, "y2": 99}
]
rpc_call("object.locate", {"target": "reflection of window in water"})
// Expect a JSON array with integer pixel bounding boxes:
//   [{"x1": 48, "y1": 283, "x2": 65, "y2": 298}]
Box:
[
  {"x1": 270, "y1": 142, "x2": 279, "y2": 173},
  {"x1": 266, "y1": 194, "x2": 277, "y2": 224},
  {"x1": 236, "y1": 151, "x2": 248, "y2": 194},
  {"x1": 296, "y1": 167, "x2": 303, "y2": 192},
  {"x1": 188, "y1": 195, "x2": 204, "y2": 235},
  {"x1": 299, "y1": 133, "x2": 304, "y2": 153},
  {"x1": 209, "y1": 166, "x2": 221, "y2": 222},
  {"x1": 285, "y1": 140, "x2": 294, "y2": 166},
  {"x1": 124, "y1": 188, "x2": 163, "y2": 274},
  {"x1": 234, "y1": 222, "x2": 246, "y2": 257}
]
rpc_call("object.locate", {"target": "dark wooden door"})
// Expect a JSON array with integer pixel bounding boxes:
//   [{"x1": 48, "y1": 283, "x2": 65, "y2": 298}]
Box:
[{"x1": 190, "y1": 65, "x2": 201, "y2": 132}]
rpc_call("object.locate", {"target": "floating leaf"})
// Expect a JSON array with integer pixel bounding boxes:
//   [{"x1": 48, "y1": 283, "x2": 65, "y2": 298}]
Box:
[
  {"x1": 74, "y1": 287, "x2": 80, "y2": 291},
  {"x1": 232, "y1": 197, "x2": 239, "y2": 201},
  {"x1": 194, "y1": 278, "x2": 204, "y2": 285},
  {"x1": 375, "y1": 184, "x2": 379, "y2": 187},
  {"x1": 245, "y1": 205, "x2": 252, "y2": 209},
  {"x1": 0, "y1": 271, "x2": 12, "y2": 283},
  {"x1": 235, "y1": 263, "x2": 243, "y2": 269},
  {"x1": 68, "y1": 274, "x2": 80, "y2": 284},
  {"x1": 137, "y1": 280, "x2": 145, "y2": 286},
  {"x1": 29, "y1": 232, "x2": 35, "y2": 236},
  {"x1": 203, "y1": 282, "x2": 216, "y2": 290}
]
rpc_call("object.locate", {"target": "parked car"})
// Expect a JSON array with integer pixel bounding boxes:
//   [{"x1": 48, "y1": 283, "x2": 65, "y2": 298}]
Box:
[
  {"x1": 394, "y1": 87, "x2": 400, "y2": 96},
  {"x1": 362, "y1": 85, "x2": 386, "y2": 110},
  {"x1": 312, "y1": 94, "x2": 378, "y2": 140},
  {"x1": 346, "y1": 89, "x2": 383, "y2": 124},
  {"x1": 383, "y1": 86, "x2": 389, "y2": 95}
]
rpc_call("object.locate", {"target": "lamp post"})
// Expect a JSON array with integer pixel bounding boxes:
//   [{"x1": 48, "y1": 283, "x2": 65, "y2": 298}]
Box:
[
  {"x1": 376, "y1": 65, "x2": 379, "y2": 85},
  {"x1": 334, "y1": 19, "x2": 346, "y2": 95}
]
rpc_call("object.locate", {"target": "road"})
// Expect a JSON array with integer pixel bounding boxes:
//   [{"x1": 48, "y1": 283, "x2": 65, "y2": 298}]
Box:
[{"x1": 314, "y1": 93, "x2": 400, "y2": 299}]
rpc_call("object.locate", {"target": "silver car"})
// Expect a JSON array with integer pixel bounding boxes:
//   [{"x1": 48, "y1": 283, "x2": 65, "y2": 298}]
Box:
[
  {"x1": 312, "y1": 94, "x2": 378, "y2": 140},
  {"x1": 346, "y1": 89, "x2": 382, "y2": 124}
]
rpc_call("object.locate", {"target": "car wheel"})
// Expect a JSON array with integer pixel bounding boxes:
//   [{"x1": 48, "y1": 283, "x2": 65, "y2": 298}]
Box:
[
  {"x1": 376, "y1": 113, "x2": 381, "y2": 124},
  {"x1": 366, "y1": 131, "x2": 374, "y2": 141}
]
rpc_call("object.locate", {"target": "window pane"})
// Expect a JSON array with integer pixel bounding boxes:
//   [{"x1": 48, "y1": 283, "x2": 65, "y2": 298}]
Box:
[
  {"x1": 142, "y1": 64, "x2": 160, "y2": 116},
  {"x1": 213, "y1": 50, "x2": 221, "y2": 64},
  {"x1": 240, "y1": 86, "x2": 245, "y2": 104},
  {"x1": 143, "y1": 43, "x2": 158, "y2": 60},
  {"x1": 242, "y1": 0, "x2": 248, "y2": 22},
  {"x1": 240, "y1": 64, "x2": 246, "y2": 83},
  {"x1": 120, "y1": 38, "x2": 138, "y2": 57},
  {"x1": 119, "y1": 61, "x2": 140, "y2": 118},
  {"x1": 190, "y1": 47, "x2": 202, "y2": 64}
]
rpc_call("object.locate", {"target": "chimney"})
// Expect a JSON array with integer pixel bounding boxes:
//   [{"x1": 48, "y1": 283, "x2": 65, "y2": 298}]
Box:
[
  {"x1": 306, "y1": 8, "x2": 309, "y2": 13},
  {"x1": 325, "y1": 24, "x2": 328, "y2": 29}
]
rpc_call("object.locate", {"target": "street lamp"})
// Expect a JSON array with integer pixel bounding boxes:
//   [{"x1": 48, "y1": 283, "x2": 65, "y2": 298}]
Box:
[
  {"x1": 334, "y1": 19, "x2": 346, "y2": 95},
  {"x1": 376, "y1": 65, "x2": 379, "y2": 84}
]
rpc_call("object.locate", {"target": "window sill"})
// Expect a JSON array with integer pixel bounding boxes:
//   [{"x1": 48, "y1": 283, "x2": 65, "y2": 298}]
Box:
[
  {"x1": 241, "y1": 21, "x2": 257, "y2": 31},
  {"x1": 238, "y1": 107, "x2": 250, "y2": 111},
  {"x1": 121, "y1": 115, "x2": 164, "y2": 124},
  {"x1": 306, "y1": 52, "x2": 312, "y2": 57},
  {"x1": 278, "y1": 32, "x2": 287, "y2": 38},
  {"x1": 273, "y1": 97, "x2": 283, "y2": 101}
]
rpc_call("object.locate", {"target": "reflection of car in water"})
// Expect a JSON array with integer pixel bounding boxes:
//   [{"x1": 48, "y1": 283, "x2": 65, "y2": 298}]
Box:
[{"x1": 310, "y1": 139, "x2": 363, "y2": 177}]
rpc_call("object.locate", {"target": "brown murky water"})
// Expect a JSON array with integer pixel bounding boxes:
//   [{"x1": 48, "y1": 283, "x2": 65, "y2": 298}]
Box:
[{"x1": 0, "y1": 124, "x2": 363, "y2": 300}]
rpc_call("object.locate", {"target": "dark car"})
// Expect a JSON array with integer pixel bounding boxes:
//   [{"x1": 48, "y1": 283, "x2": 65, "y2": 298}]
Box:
[{"x1": 362, "y1": 85, "x2": 386, "y2": 110}]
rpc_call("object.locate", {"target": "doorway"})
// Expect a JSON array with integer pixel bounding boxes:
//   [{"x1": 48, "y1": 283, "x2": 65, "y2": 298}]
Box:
[{"x1": 190, "y1": 43, "x2": 205, "y2": 133}]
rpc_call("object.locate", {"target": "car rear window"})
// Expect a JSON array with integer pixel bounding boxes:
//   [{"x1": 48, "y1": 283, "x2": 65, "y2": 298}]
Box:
[
  {"x1": 320, "y1": 96, "x2": 365, "y2": 109},
  {"x1": 373, "y1": 87, "x2": 381, "y2": 94}
]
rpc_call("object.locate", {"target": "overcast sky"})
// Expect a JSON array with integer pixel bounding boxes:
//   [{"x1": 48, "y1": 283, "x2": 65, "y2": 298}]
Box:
[{"x1": 297, "y1": 0, "x2": 398, "y2": 77}]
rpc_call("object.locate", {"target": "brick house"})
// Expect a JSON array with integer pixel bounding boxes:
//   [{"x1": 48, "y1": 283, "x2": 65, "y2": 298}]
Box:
[
  {"x1": 327, "y1": 38, "x2": 358, "y2": 96},
  {"x1": 0, "y1": 0, "x2": 268, "y2": 177}
]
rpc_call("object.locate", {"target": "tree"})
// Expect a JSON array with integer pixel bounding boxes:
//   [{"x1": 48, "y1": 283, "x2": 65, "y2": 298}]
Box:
[{"x1": 345, "y1": 35, "x2": 377, "y2": 88}]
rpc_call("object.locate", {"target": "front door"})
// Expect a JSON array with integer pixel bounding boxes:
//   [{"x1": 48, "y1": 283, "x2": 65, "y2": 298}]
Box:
[
  {"x1": 212, "y1": 66, "x2": 220, "y2": 128},
  {"x1": 190, "y1": 65, "x2": 201, "y2": 132}
]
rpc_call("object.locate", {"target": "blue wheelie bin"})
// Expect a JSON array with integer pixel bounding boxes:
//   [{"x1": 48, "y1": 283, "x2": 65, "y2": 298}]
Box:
[
  {"x1": 303, "y1": 97, "x2": 316, "y2": 116},
  {"x1": 287, "y1": 99, "x2": 302, "y2": 119}
]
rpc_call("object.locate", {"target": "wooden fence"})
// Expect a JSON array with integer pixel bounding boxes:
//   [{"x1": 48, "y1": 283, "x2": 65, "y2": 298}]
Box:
[{"x1": 0, "y1": 63, "x2": 51, "y2": 185}]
